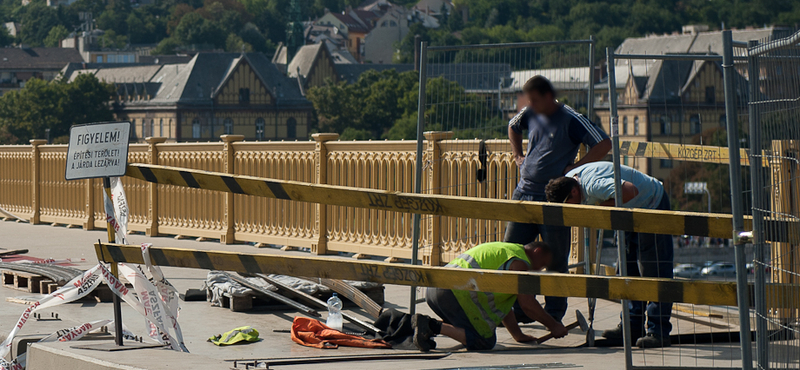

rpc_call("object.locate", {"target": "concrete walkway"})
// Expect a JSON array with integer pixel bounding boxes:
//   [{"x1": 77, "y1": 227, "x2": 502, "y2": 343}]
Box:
[{"x1": 0, "y1": 221, "x2": 747, "y2": 369}]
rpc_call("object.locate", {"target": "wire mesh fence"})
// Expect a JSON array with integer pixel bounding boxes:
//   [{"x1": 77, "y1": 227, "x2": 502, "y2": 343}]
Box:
[
  {"x1": 604, "y1": 37, "x2": 758, "y2": 369},
  {"x1": 747, "y1": 31, "x2": 800, "y2": 370},
  {"x1": 418, "y1": 39, "x2": 596, "y2": 264}
]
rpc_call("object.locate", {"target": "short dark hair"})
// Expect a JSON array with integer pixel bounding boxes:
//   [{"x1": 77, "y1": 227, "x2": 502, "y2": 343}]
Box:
[
  {"x1": 524, "y1": 241, "x2": 551, "y2": 255},
  {"x1": 522, "y1": 75, "x2": 556, "y2": 97},
  {"x1": 545, "y1": 177, "x2": 579, "y2": 203}
]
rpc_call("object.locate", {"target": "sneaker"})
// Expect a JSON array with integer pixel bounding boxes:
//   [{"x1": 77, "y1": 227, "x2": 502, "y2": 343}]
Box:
[
  {"x1": 636, "y1": 333, "x2": 671, "y2": 348},
  {"x1": 601, "y1": 325, "x2": 643, "y2": 342},
  {"x1": 412, "y1": 314, "x2": 435, "y2": 352}
]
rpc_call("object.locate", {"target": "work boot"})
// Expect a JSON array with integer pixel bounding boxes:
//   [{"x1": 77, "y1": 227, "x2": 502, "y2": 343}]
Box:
[
  {"x1": 636, "y1": 334, "x2": 671, "y2": 348},
  {"x1": 601, "y1": 324, "x2": 643, "y2": 342},
  {"x1": 412, "y1": 314, "x2": 435, "y2": 352}
]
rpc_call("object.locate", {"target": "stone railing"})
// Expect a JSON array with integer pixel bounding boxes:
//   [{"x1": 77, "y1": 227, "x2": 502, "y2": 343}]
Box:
[{"x1": 0, "y1": 133, "x2": 523, "y2": 265}]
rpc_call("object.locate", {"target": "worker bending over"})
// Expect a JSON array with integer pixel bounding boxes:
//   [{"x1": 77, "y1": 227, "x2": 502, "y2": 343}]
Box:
[
  {"x1": 412, "y1": 241, "x2": 568, "y2": 351},
  {"x1": 545, "y1": 162, "x2": 673, "y2": 348}
]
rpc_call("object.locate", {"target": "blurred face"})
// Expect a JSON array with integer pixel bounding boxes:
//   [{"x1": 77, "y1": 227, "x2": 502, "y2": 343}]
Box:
[
  {"x1": 529, "y1": 247, "x2": 553, "y2": 271},
  {"x1": 525, "y1": 90, "x2": 554, "y2": 115}
]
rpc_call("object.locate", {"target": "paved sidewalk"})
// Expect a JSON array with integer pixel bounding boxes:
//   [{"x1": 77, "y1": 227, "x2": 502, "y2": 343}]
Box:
[{"x1": 0, "y1": 221, "x2": 746, "y2": 369}]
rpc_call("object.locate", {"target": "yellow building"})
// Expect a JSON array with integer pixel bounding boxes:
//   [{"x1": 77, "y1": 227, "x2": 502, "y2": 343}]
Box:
[{"x1": 61, "y1": 53, "x2": 313, "y2": 142}]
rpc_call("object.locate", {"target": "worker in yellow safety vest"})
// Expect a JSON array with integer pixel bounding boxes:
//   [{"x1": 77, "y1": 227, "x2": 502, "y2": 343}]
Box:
[{"x1": 411, "y1": 241, "x2": 568, "y2": 351}]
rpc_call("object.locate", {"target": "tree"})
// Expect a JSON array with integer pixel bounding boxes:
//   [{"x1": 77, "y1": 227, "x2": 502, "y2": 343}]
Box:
[
  {"x1": 99, "y1": 29, "x2": 127, "y2": 49},
  {"x1": 0, "y1": 26, "x2": 13, "y2": 47},
  {"x1": 44, "y1": 25, "x2": 69, "y2": 47},
  {"x1": 225, "y1": 33, "x2": 252, "y2": 52},
  {"x1": 19, "y1": 2, "x2": 62, "y2": 46},
  {"x1": 0, "y1": 74, "x2": 114, "y2": 144}
]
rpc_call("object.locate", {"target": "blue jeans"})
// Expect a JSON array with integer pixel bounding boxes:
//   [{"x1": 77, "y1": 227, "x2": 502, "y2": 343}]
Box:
[
  {"x1": 503, "y1": 189, "x2": 570, "y2": 322},
  {"x1": 621, "y1": 192, "x2": 674, "y2": 338}
]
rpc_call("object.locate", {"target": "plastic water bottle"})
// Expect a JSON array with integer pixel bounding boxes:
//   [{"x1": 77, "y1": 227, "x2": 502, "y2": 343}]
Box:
[{"x1": 326, "y1": 293, "x2": 343, "y2": 331}]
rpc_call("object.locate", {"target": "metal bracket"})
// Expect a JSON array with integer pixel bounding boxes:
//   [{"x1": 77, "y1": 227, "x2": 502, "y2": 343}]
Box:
[{"x1": 734, "y1": 231, "x2": 754, "y2": 245}]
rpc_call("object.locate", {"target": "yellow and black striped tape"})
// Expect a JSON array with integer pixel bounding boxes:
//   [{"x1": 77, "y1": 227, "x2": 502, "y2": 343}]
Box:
[
  {"x1": 95, "y1": 243, "x2": 738, "y2": 306},
  {"x1": 95, "y1": 243, "x2": 799, "y2": 308},
  {"x1": 619, "y1": 141, "x2": 751, "y2": 166},
  {"x1": 125, "y1": 164, "x2": 796, "y2": 243}
]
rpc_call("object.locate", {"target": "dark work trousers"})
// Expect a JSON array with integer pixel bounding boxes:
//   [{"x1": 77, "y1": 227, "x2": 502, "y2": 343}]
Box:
[
  {"x1": 503, "y1": 189, "x2": 570, "y2": 322},
  {"x1": 621, "y1": 191, "x2": 674, "y2": 338}
]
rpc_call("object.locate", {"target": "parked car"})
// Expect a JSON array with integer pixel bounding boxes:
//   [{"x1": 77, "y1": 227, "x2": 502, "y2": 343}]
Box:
[
  {"x1": 673, "y1": 264, "x2": 702, "y2": 278},
  {"x1": 701, "y1": 262, "x2": 737, "y2": 276}
]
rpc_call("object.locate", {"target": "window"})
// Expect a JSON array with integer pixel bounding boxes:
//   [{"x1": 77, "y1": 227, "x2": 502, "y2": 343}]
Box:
[
  {"x1": 255, "y1": 118, "x2": 265, "y2": 140},
  {"x1": 380, "y1": 21, "x2": 387, "y2": 27},
  {"x1": 634, "y1": 116, "x2": 640, "y2": 135},
  {"x1": 623, "y1": 156, "x2": 629, "y2": 166},
  {"x1": 149, "y1": 119, "x2": 154, "y2": 138},
  {"x1": 389, "y1": 20, "x2": 397, "y2": 27},
  {"x1": 239, "y1": 88, "x2": 250, "y2": 104},
  {"x1": 96, "y1": 55, "x2": 103, "y2": 63},
  {"x1": 159, "y1": 119, "x2": 164, "y2": 136},
  {"x1": 192, "y1": 118, "x2": 201, "y2": 139},
  {"x1": 108, "y1": 55, "x2": 116, "y2": 63},
  {"x1": 705, "y1": 86, "x2": 715, "y2": 104},
  {"x1": 622, "y1": 116, "x2": 628, "y2": 135},
  {"x1": 660, "y1": 159, "x2": 674, "y2": 168},
  {"x1": 720, "y1": 114, "x2": 727, "y2": 128},
  {"x1": 286, "y1": 117, "x2": 297, "y2": 138},
  {"x1": 690, "y1": 114, "x2": 702, "y2": 135},
  {"x1": 660, "y1": 115, "x2": 671, "y2": 135},
  {"x1": 224, "y1": 118, "x2": 233, "y2": 134}
]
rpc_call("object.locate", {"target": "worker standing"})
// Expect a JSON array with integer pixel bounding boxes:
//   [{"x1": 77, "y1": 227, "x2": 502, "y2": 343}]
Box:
[{"x1": 505, "y1": 75, "x2": 611, "y2": 323}]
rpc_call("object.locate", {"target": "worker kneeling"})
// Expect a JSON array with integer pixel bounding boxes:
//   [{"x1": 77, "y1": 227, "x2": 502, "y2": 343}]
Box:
[{"x1": 413, "y1": 241, "x2": 569, "y2": 351}]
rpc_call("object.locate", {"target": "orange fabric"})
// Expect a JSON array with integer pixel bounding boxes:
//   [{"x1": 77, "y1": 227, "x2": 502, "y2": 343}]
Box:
[{"x1": 290, "y1": 317, "x2": 391, "y2": 349}]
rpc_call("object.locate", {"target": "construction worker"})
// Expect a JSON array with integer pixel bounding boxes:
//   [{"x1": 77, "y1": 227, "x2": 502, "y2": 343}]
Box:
[
  {"x1": 505, "y1": 75, "x2": 611, "y2": 323},
  {"x1": 545, "y1": 161, "x2": 673, "y2": 348},
  {"x1": 412, "y1": 241, "x2": 568, "y2": 351}
]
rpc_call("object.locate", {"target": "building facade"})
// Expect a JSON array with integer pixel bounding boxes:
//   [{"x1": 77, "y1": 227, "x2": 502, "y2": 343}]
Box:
[{"x1": 62, "y1": 53, "x2": 313, "y2": 142}]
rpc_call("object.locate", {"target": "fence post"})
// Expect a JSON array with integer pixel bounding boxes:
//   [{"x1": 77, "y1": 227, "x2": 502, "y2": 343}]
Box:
[
  {"x1": 29, "y1": 139, "x2": 46, "y2": 225},
  {"x1": 311, "y1": 133, "x2": 339, "y2": 255},
  {"x1": 722, "y1": 29, "x2": 754, "y2": 370},
  {"x1": 84, "y1": 178, "x2": 95, "y2": 230},
  {"x1": 145, "y1": 137, "x2": 167, "y2": 237},
  {"x1": 423, "y1": 131, "x2": 453, "y2": 266},
  {"x1": 220, "y1": 134, "x2": 244, "y2": 244}
]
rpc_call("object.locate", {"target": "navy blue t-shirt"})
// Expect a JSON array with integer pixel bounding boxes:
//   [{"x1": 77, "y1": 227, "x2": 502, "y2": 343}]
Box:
[{"x1": 509, "y1": 104, "x2": 608, "y2": 195}]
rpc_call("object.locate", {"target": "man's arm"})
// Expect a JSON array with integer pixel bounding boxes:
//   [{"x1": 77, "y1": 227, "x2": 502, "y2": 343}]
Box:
[
  {"x1": 508, "y1": 260, "x2": 568, "y2": 339},
  {"x1": 502, "y1": 311, "x2": 536, "y2": 342},
  {"x1": 598, "y1": 181, "x2": 639, "y2": 206},
  {"x1": 564, "y1": 139, "x2": 611, "y2": 174},
  {"x1": 509, "y1": 125, "x2": 525, "y2": 168}
]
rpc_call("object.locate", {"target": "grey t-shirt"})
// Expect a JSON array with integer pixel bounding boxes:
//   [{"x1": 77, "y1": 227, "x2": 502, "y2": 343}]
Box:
[{"x1": 509, "y1": 104, "x2": 608, "y2": 195}]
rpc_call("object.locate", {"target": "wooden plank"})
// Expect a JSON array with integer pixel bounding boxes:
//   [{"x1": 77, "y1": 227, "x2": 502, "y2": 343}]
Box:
[
  {"x1": 96, "y1": 243, "x2": 747, "y2": 307},
  {"x1": 126, "y1": 164, "x2": 790, "y2": 242},
  {"x1": 316, "y1": 278, "x2": 383, "y2": 319},
  {"x1": 619, "y1": 141, "x2": 751, "y2": 166},
  {"x1": 223, "y1": 272, "x2": 321, "y2": 318},
  {"x1": 257, "y1": 274, "x2": 381, "y2": 334}
]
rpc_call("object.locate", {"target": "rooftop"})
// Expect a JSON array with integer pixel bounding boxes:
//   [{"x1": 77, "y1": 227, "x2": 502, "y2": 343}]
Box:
[{"x1": 0, "y1": 47, "x2": 83, "y2": 71}]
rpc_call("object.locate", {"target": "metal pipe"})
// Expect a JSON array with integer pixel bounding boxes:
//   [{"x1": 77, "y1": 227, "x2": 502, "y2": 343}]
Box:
[
  {"x1": 103, "y1": 177, "x2": 124, "y2": 347},
  {"x1": 747, "y1": 38, "x2": 769, "y2": 369},
  {"x1": 585, "y1": 36, "x2": 596, "y2": 276},
  {"x1": 427, "y1": 39, "x2": 594, "y2": 51},
  {"x1": 409, "y1": 41, "x2": 428, "y2": 316},
  {"x1": 748, "y1": 29, "x2": 800, "y2": 56},
  {"x1": 722, "y1": 29, "x2": 753, "y2": 370},
  {"x1": 612, "y1": 54, "x2": 747, "y2": 62},
  {"x1": 607, "y1": 48, "x2": 633, "y2": 370}
]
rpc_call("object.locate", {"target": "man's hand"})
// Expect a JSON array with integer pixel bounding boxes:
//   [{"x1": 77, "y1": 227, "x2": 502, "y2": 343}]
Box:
[
  {"x1": 515, "y1": 155, "x2": 525, "y2": 168},
  {"x1": 549, "y1": 322, "x2": 569, "y2": 339},
  {"x1": 512, "y1": 333, "x2": 537, "y2": 343}
]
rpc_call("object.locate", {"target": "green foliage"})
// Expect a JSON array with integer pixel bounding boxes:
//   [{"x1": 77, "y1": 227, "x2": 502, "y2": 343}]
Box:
[
  {"x1": 43, "y1": 25, "x2": 69, "y2": 47},
  {"x1": 99, "y1": 29, "x2": 128, "y2": 49},
  {"x1": 225, "y1": 33, "x2": 253, "y2": 52},
  {"x1": 308, "y1": 69, "x2": 485, "y2": 140},
  {"x1": 17, "y1": 2, "x2": 63, "y2": 46},
  {"x1": 0, "y1": 74, "x2": 114, "y2": 144},
  {"x1": 0, "y1": 25, "x2": 13, "y2": 47}
]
